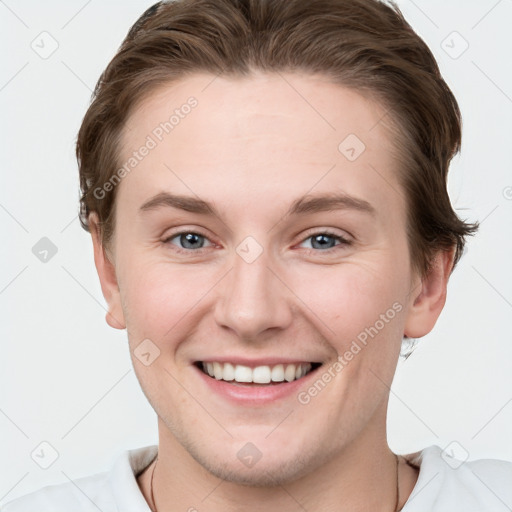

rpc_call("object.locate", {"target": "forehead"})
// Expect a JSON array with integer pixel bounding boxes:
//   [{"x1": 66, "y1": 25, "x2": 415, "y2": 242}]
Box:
[{"x1": 118, "y1": 72, "x2": 404, "y2": 222}]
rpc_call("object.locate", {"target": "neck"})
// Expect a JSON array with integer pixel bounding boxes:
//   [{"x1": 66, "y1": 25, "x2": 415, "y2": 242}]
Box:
[{"x1": 138, "y1": 415, "x2": 418, "y2": 512}]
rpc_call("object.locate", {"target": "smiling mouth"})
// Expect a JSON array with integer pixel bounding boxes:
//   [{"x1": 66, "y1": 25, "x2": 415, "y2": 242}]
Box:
[{"x1": 196, "y1": 361, "x2": 322, "y2": 385}]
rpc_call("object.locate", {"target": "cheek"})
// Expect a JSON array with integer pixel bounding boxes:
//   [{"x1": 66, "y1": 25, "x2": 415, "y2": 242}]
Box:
[
  {"x1": 304, "y1": 262, "x2": 404, "y2": 323},
  {"x1": 289, "y1": 258, "x2": 408, "y2": 368},
  {"x1": 120, "y1": 258, "x2": 206, "y2": 344},
  {"x1": 120, "y1": 261, "x2": 210, "y2": 401}
]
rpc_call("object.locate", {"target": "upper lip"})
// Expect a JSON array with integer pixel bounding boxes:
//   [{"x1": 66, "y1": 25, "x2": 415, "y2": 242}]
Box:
[{"x1": 195, "y1": 357, "x2": 322, "y2": 368}]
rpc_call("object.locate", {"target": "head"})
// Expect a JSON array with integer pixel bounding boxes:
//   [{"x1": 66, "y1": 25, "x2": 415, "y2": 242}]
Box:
[{"x1": 77, "y1": 0, "x2": 477, "y2": 486}]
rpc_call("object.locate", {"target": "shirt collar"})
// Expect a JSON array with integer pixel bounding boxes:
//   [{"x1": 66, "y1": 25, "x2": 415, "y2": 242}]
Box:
[{"x1": 108, "y1": 444, "x2": 158, "y2": 512}]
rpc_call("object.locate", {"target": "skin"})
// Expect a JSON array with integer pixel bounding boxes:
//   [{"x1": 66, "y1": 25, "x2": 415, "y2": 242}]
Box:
[{"x1": 90, "y1": 72, "x2": 454, "y2": 511}]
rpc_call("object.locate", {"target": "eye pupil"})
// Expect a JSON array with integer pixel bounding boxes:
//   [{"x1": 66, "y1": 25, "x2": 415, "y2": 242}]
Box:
[
  {"x1": 181, "y1": 233, "x2": 203, "y2": 249},
  {"x1": 170, "y1": 231, "x2": 344, "y2": 253},
  {"x1": 311, "y1": 234, "x2": 336, "y2": 250}
]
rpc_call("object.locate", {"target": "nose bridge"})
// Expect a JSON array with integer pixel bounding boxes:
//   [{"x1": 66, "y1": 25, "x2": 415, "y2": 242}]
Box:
[{"x1": 214, "y1": 246, "x2": 292, "y2": 339}]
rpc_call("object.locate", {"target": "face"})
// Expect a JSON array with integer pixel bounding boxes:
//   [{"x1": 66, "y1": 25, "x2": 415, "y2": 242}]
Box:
[{"x1": 93, "y1": 72, "x2": 440, "y2": 485}]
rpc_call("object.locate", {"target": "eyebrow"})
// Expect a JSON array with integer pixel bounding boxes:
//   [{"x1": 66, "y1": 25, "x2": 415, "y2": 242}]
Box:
[{"x1": 139, "y1": 191, "x2": 376, "y2": 218}]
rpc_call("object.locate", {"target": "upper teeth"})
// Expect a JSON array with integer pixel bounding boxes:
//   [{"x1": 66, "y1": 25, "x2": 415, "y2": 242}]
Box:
[{"x1": 202, "y1": 362, "x2": 312, "y2": 383}]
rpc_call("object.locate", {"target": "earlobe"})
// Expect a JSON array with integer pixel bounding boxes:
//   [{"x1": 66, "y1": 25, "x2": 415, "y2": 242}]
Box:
[
  {"x1": 105, "y1": 311, "x2": 126, "y2": 330},
  {"x1": 89, "y1": 213, "x2": 126, "y2": 330},
  {"x1": 404, "y1": 247, "x2": 455, "y2": 339}
]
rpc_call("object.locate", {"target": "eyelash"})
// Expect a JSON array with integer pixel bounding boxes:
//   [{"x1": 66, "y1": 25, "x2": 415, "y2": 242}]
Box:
[{"x1": 162, "y1": 229, "x2": 352, "y2": 255}]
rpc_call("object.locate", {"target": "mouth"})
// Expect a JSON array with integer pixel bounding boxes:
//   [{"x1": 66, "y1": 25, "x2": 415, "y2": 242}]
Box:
[{"x1": 195, "y1": 361, "x2": 322, "y2": 385}]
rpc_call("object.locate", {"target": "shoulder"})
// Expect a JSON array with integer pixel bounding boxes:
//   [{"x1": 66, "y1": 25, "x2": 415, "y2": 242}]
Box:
[
  {"x1": 1, "y1": 445, "x2": 158, "y2": 512},
  {"x1": 402, "y1": 445, "x2": 512, "y2": 512},
  {"x1": 0, "y1": 472, "x2": 112, "y2": 512}
]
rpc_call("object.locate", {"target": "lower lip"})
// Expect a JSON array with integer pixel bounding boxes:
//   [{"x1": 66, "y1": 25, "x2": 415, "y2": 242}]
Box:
[{"x1": 194, "y1": 365, "x2": 320, "y2": 405}]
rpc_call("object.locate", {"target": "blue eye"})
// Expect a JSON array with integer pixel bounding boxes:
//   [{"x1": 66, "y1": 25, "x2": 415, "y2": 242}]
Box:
[
  {"x1": 299, "y1": 232, "x2": 350, "y2": 251},
  {"x1": 163, "y1": 230, "x2": 350, "y2": 255},
  {"x1": 165, "y1": 232, "x2": 213, "y2": 251}
]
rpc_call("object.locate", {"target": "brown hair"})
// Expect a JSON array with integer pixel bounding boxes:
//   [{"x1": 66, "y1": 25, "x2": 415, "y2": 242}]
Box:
[{"x1": 77, "y1": 0, "x2": 478, "y2": 277}]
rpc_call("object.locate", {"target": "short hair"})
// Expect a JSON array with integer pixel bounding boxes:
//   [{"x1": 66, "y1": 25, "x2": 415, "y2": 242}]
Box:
[{"x1": 77, "y1": 0, "x2": 478, "y2": 277}]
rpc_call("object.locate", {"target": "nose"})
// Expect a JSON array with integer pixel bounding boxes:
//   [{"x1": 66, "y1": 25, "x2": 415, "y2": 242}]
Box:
[{"x1": 213, "y1": 248, "x2": 293, "y2": 341}]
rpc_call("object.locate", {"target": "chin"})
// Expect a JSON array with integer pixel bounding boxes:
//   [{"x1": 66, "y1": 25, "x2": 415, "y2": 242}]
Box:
[{"x1": 184, "y1": 439, "x2": 326, "y2": 487}]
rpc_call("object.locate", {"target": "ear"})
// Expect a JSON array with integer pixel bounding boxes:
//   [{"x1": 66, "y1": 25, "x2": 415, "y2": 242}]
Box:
[
  {"x1": 89, "y1": 213, "x2": 126, "y2": 330},
  {"x1": 404, "y1": 247, "x2": 455, "y2": 338}
]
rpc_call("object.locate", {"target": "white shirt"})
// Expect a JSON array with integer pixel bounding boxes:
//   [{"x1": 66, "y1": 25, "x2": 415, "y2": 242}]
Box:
[{"x1": 2, "y1": 445, "x2": 511, "y2": 511}]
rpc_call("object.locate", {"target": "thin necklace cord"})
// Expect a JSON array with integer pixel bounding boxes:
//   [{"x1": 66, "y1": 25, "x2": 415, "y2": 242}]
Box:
[{"x1": 147, "y1": 453, "x2": 402, "y2": 512}]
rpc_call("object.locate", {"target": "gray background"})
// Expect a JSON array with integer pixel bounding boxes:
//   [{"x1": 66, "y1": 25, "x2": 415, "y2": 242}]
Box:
[{"x1": 1, "y1": 0, "x2": 511, "y2": 504}]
